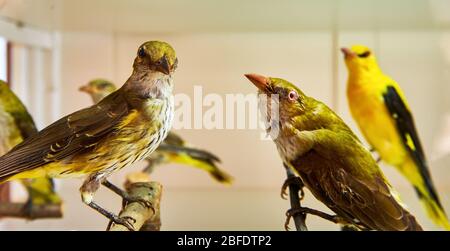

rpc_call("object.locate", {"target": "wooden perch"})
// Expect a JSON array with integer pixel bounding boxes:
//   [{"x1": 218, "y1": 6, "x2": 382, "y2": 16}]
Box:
[
  {"x1": 0, "y1": 202, "x2": 63, "y2": 219},
  {"x1": 285, "y1": 167, "x2": 308, "y2": 231},
  {"x1": 140, "y1": 209, "x2": 162, "y2": 231},
  {"x1": 108, "y1": 172, "x2": 162, "y2": 231}
]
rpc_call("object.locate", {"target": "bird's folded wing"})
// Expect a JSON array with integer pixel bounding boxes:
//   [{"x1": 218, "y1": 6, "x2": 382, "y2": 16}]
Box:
[
  {"x1": 301, "y1": 157, "x2": 421, "y2": 231},
  {"x1": 383, "y1": 85, "x2": 441, "y2": 207},
  {"x1": 0, "y1": 91, "x2": 130, "y2": 180}
]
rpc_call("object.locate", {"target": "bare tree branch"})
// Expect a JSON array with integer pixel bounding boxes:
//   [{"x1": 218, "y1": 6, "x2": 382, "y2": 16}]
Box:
[
  {"x1": 0, "y1": 202, "x2": 62, "y2": 219},
  {"x1": 108, "y1": 172, "x2": 162, "y2": 231},
  {"x1": 140, "y1": 210, "x2": 161, "y2": 231}
]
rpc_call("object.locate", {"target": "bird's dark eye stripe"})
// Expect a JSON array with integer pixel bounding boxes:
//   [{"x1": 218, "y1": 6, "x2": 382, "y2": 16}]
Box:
[
  {"x1": 273, "y1": 87, "x2": 283, "y2": 94},
  {"x1": 358, "y1": 51, "x2": 371, "y2": 58}
]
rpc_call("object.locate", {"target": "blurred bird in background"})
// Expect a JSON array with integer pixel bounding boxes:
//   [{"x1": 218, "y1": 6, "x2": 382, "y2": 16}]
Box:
[
  {"x1": 0, "y1": 41, "x2": 177, "y2": 230},
  {"x1": 342, "y1": 45, "x2": 449, "y2": 230},
  {"x1": 0, "y1": 80, "x2": 62, "y2": 217},
  {"x1": 246, "y1": 73, "x2": 422, "y2": 231},
  {"x1": 79, "y1": 79, "x2": 232, "y2": 184}
]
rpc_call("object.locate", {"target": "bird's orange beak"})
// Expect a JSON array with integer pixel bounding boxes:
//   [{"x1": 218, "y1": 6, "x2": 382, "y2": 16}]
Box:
[
  {"x1": 340, "y1": 47, "x2": 356, "y2": 59},
  {"x1": 79, "y1": 85, "x2": 93, "y2": 94},
  {"x1": 245, "y1": 73, "x2": 270, "y2": 93}
]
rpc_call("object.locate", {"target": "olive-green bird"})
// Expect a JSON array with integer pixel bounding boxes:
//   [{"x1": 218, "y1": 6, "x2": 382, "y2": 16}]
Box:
[
  {"x1": 245, "y1": 73, "x2": 422, "y2": 231},
  {"x1": 342, "y1": 45, "x2": 449, "y2": 230},
  {"x1": 79, "y1": 79, "x2": 232, "y2": 184},
  {"x1": 0, "y1": 41, "x2": 177, "y2": 230},
  {"x1": 0, "y1": 80, "x2": 62, "y2": 214}
]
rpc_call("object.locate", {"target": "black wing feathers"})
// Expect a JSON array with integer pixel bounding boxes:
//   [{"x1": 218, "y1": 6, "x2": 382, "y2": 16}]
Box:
[{"x1": 383, "y1": 85, "x2": 442, "y2": 209}]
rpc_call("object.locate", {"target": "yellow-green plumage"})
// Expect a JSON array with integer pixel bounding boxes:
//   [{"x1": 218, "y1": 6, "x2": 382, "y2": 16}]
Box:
[
  {"x1": 246, "y1": 73, "x2": 422, "y2": 231},
  {"x1": 80, "y1": 79, "x2": 233, "y2": 184},
  {"x1": 0, "y1": 80, "x2": 62, "y2": 207},
  {"x1": 0, "y1": 41, "x2": 178, "y2": 228},
  {"x1": 342, "y1": 45, "x2": 449, "y2": 230}
]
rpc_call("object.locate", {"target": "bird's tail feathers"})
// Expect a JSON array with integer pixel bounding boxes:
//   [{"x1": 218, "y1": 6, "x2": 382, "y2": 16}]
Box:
[
  {"x1": 414, "y1": 186, "x2": 450, "y2": 230},
  {"x1": 208, "y1": 167, "x2": 233, "y2": 185},
  {"x1": 163, "y1": 146, "x2": 233, "y2": 184},
  {"x1": 177, "y1": 154, "x2": 233, "y2": 184},
  {"x1": 399, "y1": 160, "x2": 449, "y2": 230}
]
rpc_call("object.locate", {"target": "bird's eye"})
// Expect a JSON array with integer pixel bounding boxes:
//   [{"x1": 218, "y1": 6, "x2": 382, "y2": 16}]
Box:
[
  {"x1": 155, "y1": 59, "x2": 162, "y2": 65},
  {"x1": 358, "y1": 51, "x2": 371, "y2": 58},
  {"x1": 288, "y1": 90, "x2": 298, "y2": 101},
  {"x1": 138, "y1": 47, "x2": 146, "y2": 57}
]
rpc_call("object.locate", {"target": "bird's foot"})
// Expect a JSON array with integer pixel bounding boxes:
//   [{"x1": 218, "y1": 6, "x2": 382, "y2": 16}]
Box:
[
  {"x1": 284, "y1": 207, "x2": 306, "y2": 231},
  {"x1": 284, "y1": 207, "x2": 345, "y2": 230},
  {"x1": 121, "y1": 194, "x2": 154, "y2": 212},
  {"x1": 110, "y1": 215, "x2": 136, "y2": 231},
  {"x1": 102, "y1": 180, "x2": 154, "y2": 212},
  {"x1": 280, "y1": 176, "x2": 304, "y2": 200},
  {"x1": 86, "y1": 200, "x2": 136, "y2": 231}
]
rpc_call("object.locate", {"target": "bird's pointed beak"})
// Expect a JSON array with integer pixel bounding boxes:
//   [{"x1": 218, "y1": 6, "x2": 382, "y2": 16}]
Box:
[
  {"x1": 158, "y1": 56, "x2": 171, "y2": 75},
  {"x1": 341, "y1": 47, "x2": 356, "y2": 58},
  {"x1": 245, "y1": 73, "x2": 270, "y2": 93},
  {"x1": 79, "y1": 85, "x2": 93, "y2": 94}
]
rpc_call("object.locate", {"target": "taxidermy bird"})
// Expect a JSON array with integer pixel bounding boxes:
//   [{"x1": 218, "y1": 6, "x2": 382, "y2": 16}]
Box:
[
  {"x1": 342, "y1": 45, "x2": 449, "y2": 230},
  {"x1": 79, "y1": 79, "x2": 232, "y2": 184},
  {"x1": 245, "y1": 73, "x2": 422, "y2": 231},
  {"x1": 0, "y1": 80, "x2": 62, "y2": 216},
  {"x1": 0, "y1": 41, "x2": 177, "y2": 230}
]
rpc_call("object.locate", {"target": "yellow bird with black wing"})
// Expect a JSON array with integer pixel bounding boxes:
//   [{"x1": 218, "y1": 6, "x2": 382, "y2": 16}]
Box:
[{"x1": 342, "y1": 45, "x2": 449, "y2": 230}]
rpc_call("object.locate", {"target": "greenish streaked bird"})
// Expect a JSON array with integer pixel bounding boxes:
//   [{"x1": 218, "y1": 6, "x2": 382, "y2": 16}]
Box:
[
  {"x1": 79, "y1": 79, "x2": 233, "y2": 184},
  {"x1": 245, "y1": 73, "x2": 422, "y2": 231},
  {"x1": 0, "y1": 80, "x2": 62, "y2": 214},
  {"x1": 0, "y1": 41, "x2": 177, "y2": 230}
]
